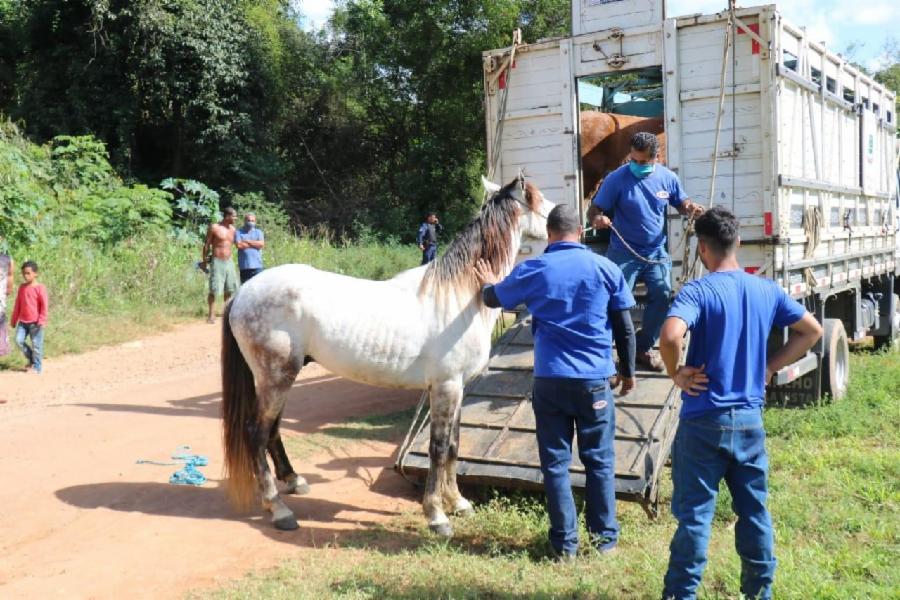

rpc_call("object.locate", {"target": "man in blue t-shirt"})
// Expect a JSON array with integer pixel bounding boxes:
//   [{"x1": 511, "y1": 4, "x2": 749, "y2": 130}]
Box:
[
  {"x1": 590, "y1": 132, "x2": 703, "y2": 372},
  {"x1": 234, "y1": 212, "x2": 265, "y2": 283},
  {"x1": 658, "y1": 207, "x2": 822, "y2": 600},
  {"x1": 474, "y1": 204, "x2": 637, "y2": 560}
]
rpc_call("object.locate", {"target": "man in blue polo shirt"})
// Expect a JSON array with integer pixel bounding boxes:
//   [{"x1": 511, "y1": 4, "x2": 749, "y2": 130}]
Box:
[
  {"x1": 590, "y1": 131, "x2": 703, "y2": 372},
  {"x1": 658, "y1": 207, "x2": 822, "y2": 599},
  {"x1": 474, "y1": 204, "x2": 637, "y2": 560},
  {"x1": 234, "y1": 212, "x2": 265, "y2": 283}
]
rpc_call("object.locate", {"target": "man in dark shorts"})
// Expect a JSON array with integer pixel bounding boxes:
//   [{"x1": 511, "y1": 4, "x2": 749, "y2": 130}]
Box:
[
  {"x1": 201, "y1": 207, "x2": 238, "y2": 324},
  {"x1": 659, "y1": 207, "x2": 822, "y2": 599}
]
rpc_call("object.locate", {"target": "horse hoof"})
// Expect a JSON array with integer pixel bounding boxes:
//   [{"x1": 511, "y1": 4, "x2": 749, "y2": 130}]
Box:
[
  {"x1": 452, "y1": 499, "x2": 474, "y2": 517},
  {"x1": 429, "y1": 521, "x2": 454, "y2": 537},
  {"x1": 273, "y1": 515, "x2": 299, "y2": 531}
]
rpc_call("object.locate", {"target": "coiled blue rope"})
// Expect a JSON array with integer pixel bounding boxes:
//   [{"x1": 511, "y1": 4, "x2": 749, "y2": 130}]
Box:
[{"x1": 137, "y1": 445, "x2": 208, "y2": 486}]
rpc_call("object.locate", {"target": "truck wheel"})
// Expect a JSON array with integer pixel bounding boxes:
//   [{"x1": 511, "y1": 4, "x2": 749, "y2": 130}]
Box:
[
  {"x1": 821, "y1": 318, "x2": 850, "y2": 400},
  {"x1": 873, "y1": 294, "x2": 900, "y2": 352}
]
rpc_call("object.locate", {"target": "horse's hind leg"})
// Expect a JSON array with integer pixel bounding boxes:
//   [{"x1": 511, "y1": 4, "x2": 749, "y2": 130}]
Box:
[
  {"x1": 423, "y1": 379, "x2": 463, "y2": 537},
  {"x1": 267, "y1": 416, "x2": 310, "y2": 495},
  {"x1": 256, "y1": 382, "x2": 300, "y2": 530}
]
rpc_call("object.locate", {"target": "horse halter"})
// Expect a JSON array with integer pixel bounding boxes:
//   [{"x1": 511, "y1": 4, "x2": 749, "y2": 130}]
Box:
[{"x1": 509, "y1": 174, "x2": 551, "y2": 221}]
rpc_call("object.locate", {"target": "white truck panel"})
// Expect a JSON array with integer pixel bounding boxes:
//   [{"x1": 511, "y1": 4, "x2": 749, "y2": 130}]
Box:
[{"x1": 484, "y1": 3, "x2": 898, "y2": 295}]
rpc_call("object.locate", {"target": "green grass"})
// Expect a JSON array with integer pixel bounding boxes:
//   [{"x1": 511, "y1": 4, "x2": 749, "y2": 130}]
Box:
[
  {"x1": 1, "y1": 230, "x2": 419, "y2": 370},
  {"x1": 201, "y1": 350, "x2": 900, "y2": 600}
]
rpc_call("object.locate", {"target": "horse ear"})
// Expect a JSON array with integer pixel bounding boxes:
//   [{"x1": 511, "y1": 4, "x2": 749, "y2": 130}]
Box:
[{"x1": 481, "y1": 176, "x2": 502, "y2": 194}]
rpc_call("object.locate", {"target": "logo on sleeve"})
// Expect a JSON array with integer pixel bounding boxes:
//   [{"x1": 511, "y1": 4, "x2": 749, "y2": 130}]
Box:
[{"x1": 656, "y1": 190, "x2": 670, "y2": 200}]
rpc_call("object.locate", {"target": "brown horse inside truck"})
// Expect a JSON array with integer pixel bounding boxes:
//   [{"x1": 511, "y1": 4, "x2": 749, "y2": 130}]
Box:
[{"x1": 580, "y1": 111, "x2": 666, "y2": 201}]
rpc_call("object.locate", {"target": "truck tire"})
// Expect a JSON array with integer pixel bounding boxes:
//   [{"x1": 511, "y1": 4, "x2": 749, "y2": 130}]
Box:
[
  {"x1": 821, "y1": 318, "x2": 850, "y2": 400},
  {"x1": 873, "y1": 294, "x2": 900, "y2": 352}
]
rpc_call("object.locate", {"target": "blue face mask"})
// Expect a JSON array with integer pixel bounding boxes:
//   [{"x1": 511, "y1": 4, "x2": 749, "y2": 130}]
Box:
[
  {"x1": 629, "y1": 160, "x2": 655, "y2": 179},
  {"x1": 244, "y1": 222, "x2": 256, "y2": 229}
]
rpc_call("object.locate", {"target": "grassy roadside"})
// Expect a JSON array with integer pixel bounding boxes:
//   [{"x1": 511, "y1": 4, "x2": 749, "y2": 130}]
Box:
[
  {"x1": 0, "y1": 232, "x2": 419, "y2": 370},
  {"x1": 200, "y1": 350, "x2": 899, "y2": 600}
]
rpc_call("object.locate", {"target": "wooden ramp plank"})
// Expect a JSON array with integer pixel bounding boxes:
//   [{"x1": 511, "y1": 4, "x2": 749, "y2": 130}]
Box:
[{"x1": 397, "y1": 309, "x2": 681, "y2": 508}]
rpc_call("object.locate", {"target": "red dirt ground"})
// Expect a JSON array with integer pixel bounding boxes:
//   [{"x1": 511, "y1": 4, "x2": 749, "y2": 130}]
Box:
[{"x1": 0, "y1": 321, "x2": 422, "y2": 598}]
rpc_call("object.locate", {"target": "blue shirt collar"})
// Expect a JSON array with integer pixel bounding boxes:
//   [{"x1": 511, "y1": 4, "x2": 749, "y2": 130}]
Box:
[{"x1": 544, "y1": 241, "x2": 587, "y2": 253}]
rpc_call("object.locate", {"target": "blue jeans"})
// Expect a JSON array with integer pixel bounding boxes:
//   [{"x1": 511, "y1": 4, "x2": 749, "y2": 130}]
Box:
[
  {"x1": 533, "y1": 377, "x2": 618, "y2": 555},
  {"x1": 606, "y1": 246, "x2": 672, "y2": 354},
  {"x1": 16, "y1": 322, "x2": 44, "y2": 373},
  {"x1": 421, "y1": 244, "x2": 437, "y2": 264},
  {"x1": 663, "y1": 407, "x2": 775, "y2": 600}
]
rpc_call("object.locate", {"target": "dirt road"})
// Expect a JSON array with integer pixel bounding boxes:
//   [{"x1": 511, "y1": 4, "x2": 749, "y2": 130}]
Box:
[{"x1": 0, "y1": 322, "x2": 421, "y2": 599}]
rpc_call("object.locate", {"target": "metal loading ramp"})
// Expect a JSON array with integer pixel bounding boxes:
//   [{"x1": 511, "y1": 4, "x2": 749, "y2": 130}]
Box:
[{"x1": 396, "y1": 310, "x2": 682, "y2": 516}]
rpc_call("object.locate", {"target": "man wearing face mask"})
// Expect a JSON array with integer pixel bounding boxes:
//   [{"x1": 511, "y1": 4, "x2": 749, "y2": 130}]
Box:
[
  {"x1": 589, "y1": 131, "x2": 703, "y2": 372},
  {"x1": 234, "y1": 212, "x2": 266, "y2": 283}
]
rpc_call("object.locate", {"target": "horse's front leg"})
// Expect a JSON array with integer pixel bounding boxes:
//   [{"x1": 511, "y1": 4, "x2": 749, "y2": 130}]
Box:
[
  {"x1": 441, "y1": 388, "x2": 473, "y2": 518},
  {"x1": 257, "y1": 385, "x2": 299, "y2": 530},
  {"x1": 423, "y1": 379, "x2": 465, "y2": 536}
]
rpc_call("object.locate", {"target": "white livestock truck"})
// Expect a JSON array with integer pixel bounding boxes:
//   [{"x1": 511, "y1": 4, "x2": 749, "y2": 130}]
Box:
[
  {"x1": 397, "y1": 1, "x2": 898, "y2": 513},
  {"x1": 483, "y1": 0, "x2": 899, "y2": 403}
]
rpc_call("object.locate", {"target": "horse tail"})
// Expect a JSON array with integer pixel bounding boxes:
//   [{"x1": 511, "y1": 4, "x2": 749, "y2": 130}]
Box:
[{"x1": 221, "y1": 300, "x2": 259, "y2": 511}]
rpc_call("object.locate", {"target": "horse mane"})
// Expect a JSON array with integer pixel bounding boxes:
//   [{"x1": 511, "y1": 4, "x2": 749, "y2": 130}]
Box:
[{"x1": 419, "y1": 181, "x2": 521, "y2": 299}]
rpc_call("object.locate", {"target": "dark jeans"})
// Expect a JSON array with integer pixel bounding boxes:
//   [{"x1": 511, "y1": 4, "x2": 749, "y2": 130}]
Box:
[
  {"x1": 532, "y1": 377, "x2": 618, "y2": 555},
  {"x1": 663, "y1": 407, "x2": 775, "y2": 600},
  {"x1": 239, "y1": 268, "x2": 263, "y2": 284},
  {"x1": 15, "y1": 322, "x2": 44, "y2": 373},
  {"x1": 606, "y1": 246, "x2": 672, "y2": 354},
  {"x1": 421, "y1": 244, "x2": 437, "y2": 264}
]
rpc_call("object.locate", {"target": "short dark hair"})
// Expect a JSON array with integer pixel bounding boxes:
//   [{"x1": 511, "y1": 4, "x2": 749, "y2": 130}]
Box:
[
  {"x1": 630, "y1": 131, "x2": 659, "y2": 158},
  {"x1": 223, "y1": 207, "x2": 237, "y2": 217},
  {"x1": 22, "y1": 260, "x2": 38, "y2": 273},
  {"x1": 425, "y1": 211, "x2": 437, "y2": 219},
  {"x1": 695, "y1": 206, "x2": 739, "y2": 255},
  {"x1": 546, "y1": 204, "x2": 581, "y2": 236}
]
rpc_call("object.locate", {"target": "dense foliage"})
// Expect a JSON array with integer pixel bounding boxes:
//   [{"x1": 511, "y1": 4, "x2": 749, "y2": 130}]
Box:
[
  {"x1": 0, "y1": 0, "x2": 570, "y2": 240},
  {"x1": 1, "y1": 2, "x2": 897, "y2": 241}
]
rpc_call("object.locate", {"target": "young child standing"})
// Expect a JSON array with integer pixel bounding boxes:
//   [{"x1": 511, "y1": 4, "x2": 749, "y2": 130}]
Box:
[{"x1": 10, "y1": 261, "x2": 48, "y2": 374}]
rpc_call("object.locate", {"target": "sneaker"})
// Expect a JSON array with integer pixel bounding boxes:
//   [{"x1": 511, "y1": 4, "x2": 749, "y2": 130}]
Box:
[{"x1": 636, "y1": 350, "x2": 665, "y2": 372}]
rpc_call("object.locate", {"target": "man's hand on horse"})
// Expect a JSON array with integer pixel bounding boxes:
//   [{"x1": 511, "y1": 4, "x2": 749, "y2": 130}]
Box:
[
  {"x1": 611, "y1": 375, "x2": 636, "y2": 396},
  {"x1": 592, "y1": 214, "x2": 612, "y2": 230},
  {"x1": 673, "y1": 364, "x2": 709, "y2": 396},
  {"x1": 473, "y1": 258, "x2": 499, "y2": 286}
]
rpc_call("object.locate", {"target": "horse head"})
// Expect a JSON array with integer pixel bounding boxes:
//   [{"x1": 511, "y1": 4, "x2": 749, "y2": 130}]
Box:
[{"x1": 480, "y1": 174, "x2": 555, "y2": 241}]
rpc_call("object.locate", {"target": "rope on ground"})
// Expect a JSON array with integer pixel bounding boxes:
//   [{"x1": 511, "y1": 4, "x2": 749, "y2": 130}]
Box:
[{"x1": 137, "y1": 445, "x2": 209, "y2": 486}]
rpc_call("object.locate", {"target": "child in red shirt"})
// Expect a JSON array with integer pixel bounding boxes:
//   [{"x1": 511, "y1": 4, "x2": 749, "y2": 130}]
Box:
[{"x1": 10, "y1": 261, "x2": 48, "y2": 374}]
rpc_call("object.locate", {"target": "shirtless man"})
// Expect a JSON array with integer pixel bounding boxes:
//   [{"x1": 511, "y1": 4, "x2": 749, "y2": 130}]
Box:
[{"x1": 201, "y1": 207, "x2": 238, "y2": 324}]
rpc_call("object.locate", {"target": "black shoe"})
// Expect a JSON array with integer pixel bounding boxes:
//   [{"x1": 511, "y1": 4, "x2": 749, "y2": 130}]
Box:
[
  {"x1": 548, "y1": 546, "x2": 577, "y2": 563},
  {"x1": 590, "y1": 535, "x2": 618, "y2": 555}
]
